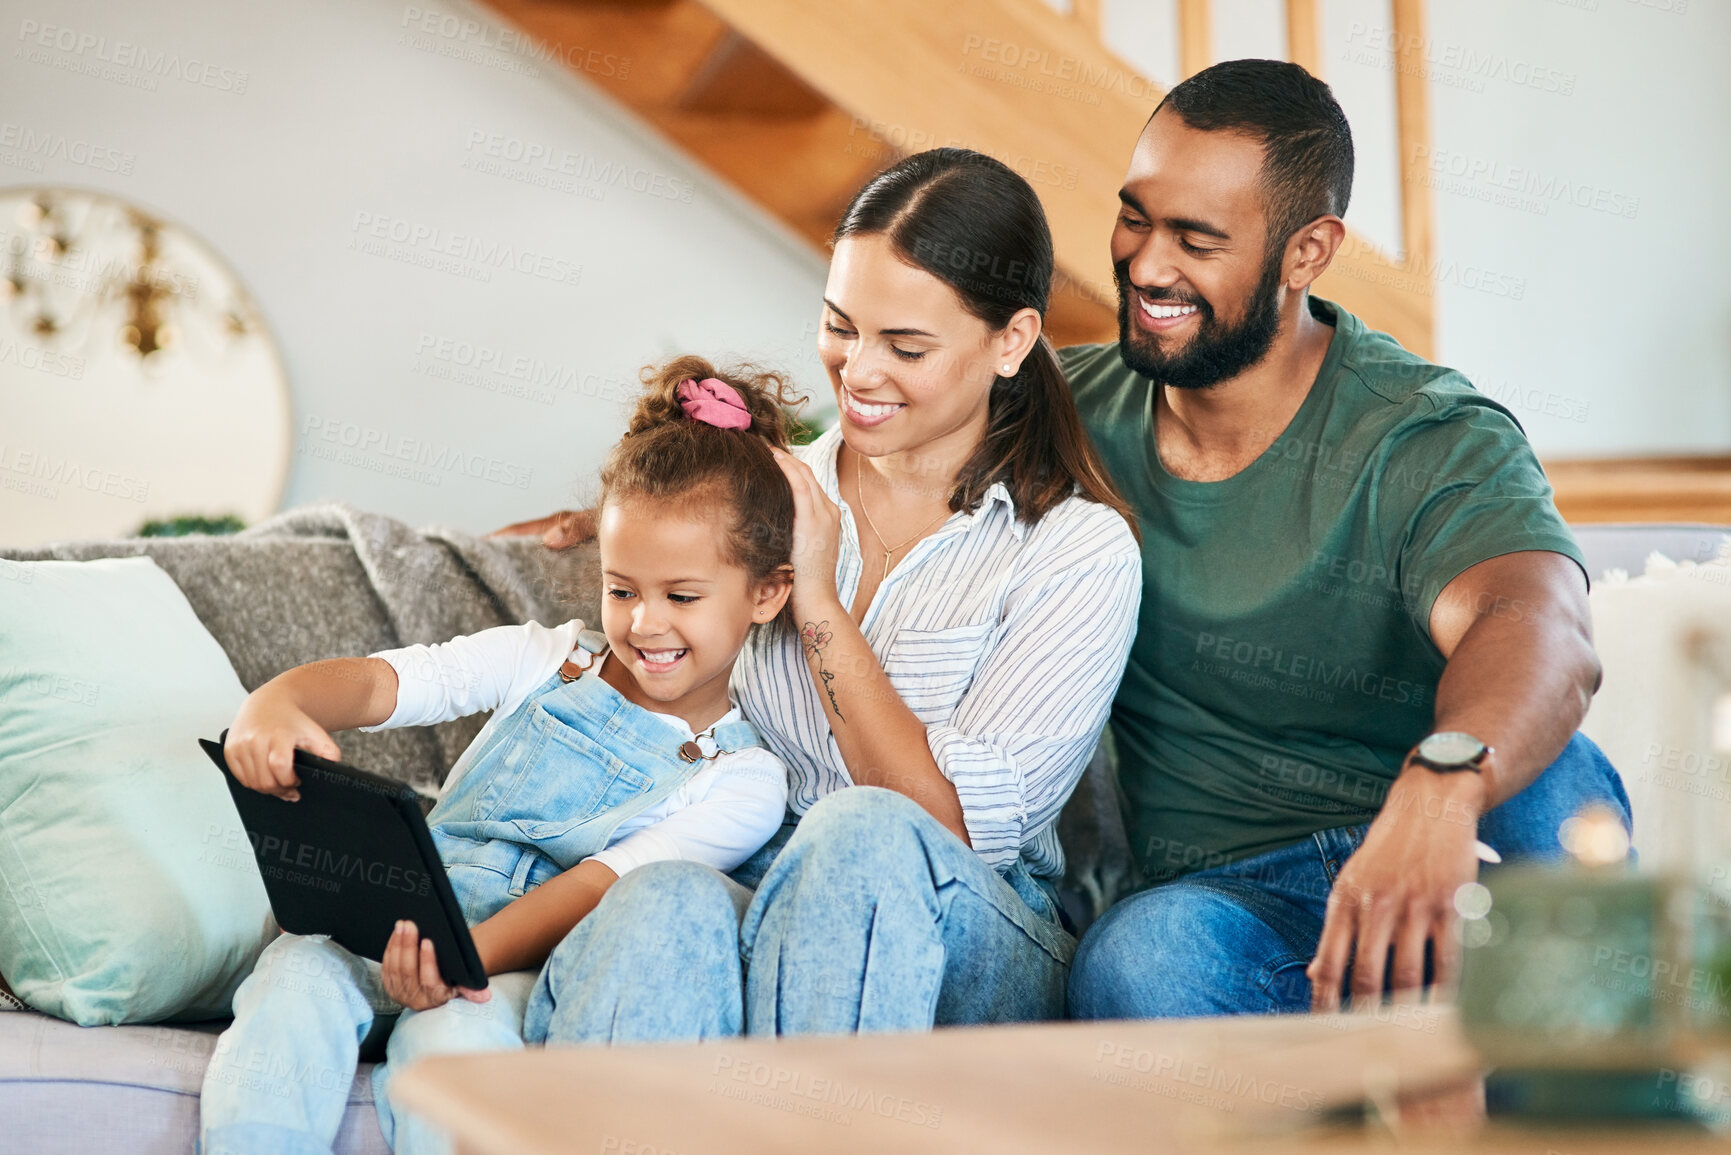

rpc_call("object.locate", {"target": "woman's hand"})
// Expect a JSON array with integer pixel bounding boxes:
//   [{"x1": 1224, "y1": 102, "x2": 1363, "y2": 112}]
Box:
[
  {"x1": 224, "y1": 689, "x2": 342, "y2": 802},
  {"x1": 381, "y1": 920, "x2": 490, "y2": 1012},
  {"x1": 772, "y1": 448, "x2": 842, "y2": 613}
]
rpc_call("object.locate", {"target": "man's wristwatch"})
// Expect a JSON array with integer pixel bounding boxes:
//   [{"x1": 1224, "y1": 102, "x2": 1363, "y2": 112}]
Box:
[{"x1": 1409, "y1": 731, "x2": 1492, "y2": 773}]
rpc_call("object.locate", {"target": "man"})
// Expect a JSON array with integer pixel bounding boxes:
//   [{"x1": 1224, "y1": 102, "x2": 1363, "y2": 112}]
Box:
[
  {"x1": 503, "y1": 58, "x2": 1630, "y2": 1017},
  {"x1": 1059, "y1": 58, "x2": 1627, "y2": 1017}
]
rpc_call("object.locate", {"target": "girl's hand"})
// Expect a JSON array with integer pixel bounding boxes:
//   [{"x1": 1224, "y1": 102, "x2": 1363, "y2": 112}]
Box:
[
  {"x1": 381, "y1": 920, "x2": 490, "y2": 1012},
  {"x1": 772, "y1": 448, "x2": 843, "y2": 612},
  {"x1": 224, "y1": 690, "x2": 343, "y2": 802}
]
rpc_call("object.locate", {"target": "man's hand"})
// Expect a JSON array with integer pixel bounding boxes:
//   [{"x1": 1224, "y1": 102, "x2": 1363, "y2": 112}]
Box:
[
  {"x1": 1307, "y1": 550, "x2": 1600, "y2": 1011},
  {"x1": 1307, "y1": 762, "x2": 1485, "y2": 1011},
  {"x1": 488, "y1": 510, "x2": 596, "y2": 550},
  {"x1": 380, "y1": 920, "x2": 490, "y2": 1012}
]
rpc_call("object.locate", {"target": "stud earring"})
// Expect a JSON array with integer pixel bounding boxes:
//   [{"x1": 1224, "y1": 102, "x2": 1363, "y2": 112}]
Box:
[{"x1": 1002, "y1": 364, "x2": 1014, "y2": 374}]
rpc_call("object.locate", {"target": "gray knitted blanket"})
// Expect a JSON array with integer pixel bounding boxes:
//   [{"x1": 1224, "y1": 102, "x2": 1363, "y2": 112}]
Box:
[
  {"x1": 1, "y1": 503, "x2": 599, "y2": 799},
  {"x1": 3, "y1": 504, "x2": 1133, "y2": 923}
]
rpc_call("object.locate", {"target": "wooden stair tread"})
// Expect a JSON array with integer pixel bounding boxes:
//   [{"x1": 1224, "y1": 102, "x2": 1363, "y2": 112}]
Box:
[
  {"x1": 485, "y1": 0, "x2": 730, "y2": 107},
  {"x1": 674, "y1": 30, "x2": 829, "y2": 116},
  {"x1": 482, "y1": 0, "x2": 1426, "y2": 354}
]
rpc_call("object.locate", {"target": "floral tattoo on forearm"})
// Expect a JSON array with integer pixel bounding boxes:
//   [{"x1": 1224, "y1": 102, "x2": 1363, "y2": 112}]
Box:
[{"x1": 799, "y1": 620, "x2": 845, "y2": 722}]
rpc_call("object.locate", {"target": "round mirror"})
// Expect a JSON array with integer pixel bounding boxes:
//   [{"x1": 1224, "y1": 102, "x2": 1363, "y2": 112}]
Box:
[{"x1": 0, "y1": 187, "x2": 290, "y2": 546}]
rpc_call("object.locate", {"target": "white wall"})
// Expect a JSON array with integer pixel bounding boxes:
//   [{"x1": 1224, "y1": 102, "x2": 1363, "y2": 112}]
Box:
[
  {"x1": 1096, "y1": 0, "x2": 1731, "y2": 458},
  {"x1": 1421, "y1": 0, "x2": 1730, "y2": 457},
  {"x1": 3, "y1": 0, "x2": 1726, "y2": 544},
  {"x1": 0, "y1": 0, "x2": 830, "y2": 539}
]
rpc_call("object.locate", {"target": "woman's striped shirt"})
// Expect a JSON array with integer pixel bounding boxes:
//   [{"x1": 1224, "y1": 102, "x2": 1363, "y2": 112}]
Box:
[{"x1": 731, "y1": 426, "x2": 1142, "y2": 883}]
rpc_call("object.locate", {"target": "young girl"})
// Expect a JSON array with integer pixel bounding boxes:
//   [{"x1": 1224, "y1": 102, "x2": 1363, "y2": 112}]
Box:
[{"x1": 200, "y1": 357, "x2": 803, "y2": 1155}]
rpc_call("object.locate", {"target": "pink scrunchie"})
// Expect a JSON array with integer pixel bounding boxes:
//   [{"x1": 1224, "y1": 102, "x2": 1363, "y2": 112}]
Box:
[{"x1": 676, "y1": 377, "x2": 752, "y2": 430}]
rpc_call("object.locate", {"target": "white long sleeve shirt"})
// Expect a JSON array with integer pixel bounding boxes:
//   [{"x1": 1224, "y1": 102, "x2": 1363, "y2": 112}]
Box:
[{"x1": 361, "y1": 619, "x2": 788, "y2": 879}]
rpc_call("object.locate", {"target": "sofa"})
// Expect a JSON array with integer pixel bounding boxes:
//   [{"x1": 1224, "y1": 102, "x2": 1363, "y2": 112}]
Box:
[
  {"x1": 0, "y1": 502, "x2": 1138, "y2": 1154},
  {"x1": 1, "y1": 510, "x2": 1720, "y2": 1154}
]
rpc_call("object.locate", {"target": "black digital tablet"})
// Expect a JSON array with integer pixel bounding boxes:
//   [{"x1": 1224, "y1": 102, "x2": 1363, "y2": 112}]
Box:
[{"x1": 200, "y1": 732, "x2": 487, "y2": 990}]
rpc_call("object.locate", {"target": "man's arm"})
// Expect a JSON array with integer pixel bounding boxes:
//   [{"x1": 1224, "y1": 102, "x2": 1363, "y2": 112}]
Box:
[
  {"x1": 1307, "y1": 550, "x2": 1598, "y2": 1010},
  {"x1": 488, "y1": 509, "x2": 596, "y2": 549},
  {"x1": 1425, "y1": 550, "x2": 1598, "y2": 805}
]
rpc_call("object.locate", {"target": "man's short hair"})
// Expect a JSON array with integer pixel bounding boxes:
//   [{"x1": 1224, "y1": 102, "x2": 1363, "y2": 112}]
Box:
[{"x1": 1153, "y1": 59, "x2": 1354, "y2": 257}]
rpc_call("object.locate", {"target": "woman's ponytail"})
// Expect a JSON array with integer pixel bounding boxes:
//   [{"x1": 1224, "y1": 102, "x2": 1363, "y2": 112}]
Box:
[{"x1": 954, "y1": 335, "x2": 1138, "y2": 536}]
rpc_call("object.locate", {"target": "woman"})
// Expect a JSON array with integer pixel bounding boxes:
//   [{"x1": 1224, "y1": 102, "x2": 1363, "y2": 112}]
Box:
[{"x1": 509, "y1": 149, "x2": 1142, "y2": 1039}]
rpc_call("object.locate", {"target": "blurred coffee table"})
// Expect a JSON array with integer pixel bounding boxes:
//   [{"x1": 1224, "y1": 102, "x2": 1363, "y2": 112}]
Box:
[{"x1": 394, "y1": 1006, "x2": 1723, "y2": 1153}]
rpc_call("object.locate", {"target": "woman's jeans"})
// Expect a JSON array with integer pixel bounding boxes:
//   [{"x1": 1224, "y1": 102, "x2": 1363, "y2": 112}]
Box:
[
  {"x1": 1067, "y1": 732, "x2": 1632, "y2": 1019},
  {"x1": 199, "y1": 933, "x2": 537, "y2": 1155},
  {"x1": 522, "y1": 786, "x2": 1075, "y2": 1043}
]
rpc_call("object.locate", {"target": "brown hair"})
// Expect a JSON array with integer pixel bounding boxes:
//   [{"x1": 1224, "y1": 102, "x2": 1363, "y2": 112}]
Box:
[
  {"x1": 834, "y1": 149, "x2": 1138, "y2": 539},
  {"x1": 598, "y1": 355, "x2": 806, "y2": 589}
]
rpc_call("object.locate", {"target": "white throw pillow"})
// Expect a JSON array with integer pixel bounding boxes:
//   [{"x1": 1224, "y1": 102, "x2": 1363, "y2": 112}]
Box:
[
  {"x1": 1582, "y1": 551, "x2": 1731, "y2": 875},
  {"x1": 0, "y1": 557, "x2": 274, "y2": 1025}
]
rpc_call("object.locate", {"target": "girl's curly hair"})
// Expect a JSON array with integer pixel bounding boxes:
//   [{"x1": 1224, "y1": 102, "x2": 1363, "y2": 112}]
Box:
[{"x1": 598, "y1": 355, "x2": 807, "y2": 587}]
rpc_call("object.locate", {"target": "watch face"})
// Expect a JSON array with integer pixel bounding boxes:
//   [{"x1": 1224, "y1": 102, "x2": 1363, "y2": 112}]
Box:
[{"x1": 1420, "y1": 731, "x2": 1486, "y2": 766}]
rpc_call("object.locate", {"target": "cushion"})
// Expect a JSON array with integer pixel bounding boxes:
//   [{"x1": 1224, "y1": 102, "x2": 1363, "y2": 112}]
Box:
[
  {"x1": 0, "y1": 1010, "x2": 388, "y2": 1154},
  {"x1": 1581, "y1": 548, "x2": 1731, "y2": 874},
  {"x1": 0, "y1": 557, "x2": 274, "y2": 1025},
  {"x1": 0, "y1": 507, "x2": 606, "y2": 800}
]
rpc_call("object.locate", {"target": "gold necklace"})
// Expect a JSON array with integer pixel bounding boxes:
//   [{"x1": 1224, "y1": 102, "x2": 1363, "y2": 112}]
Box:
[{"x1": 853, "y1": 456, "x2": 951, "y2": 581}]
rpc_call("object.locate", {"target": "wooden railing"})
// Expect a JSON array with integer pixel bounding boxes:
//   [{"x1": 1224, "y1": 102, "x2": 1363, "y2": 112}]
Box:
[
  {"x1": 691, "y1": 0, "x2": 1435, "y2": 355},
  {"x1": 487, "y1": 0, "x2": 1450, "y2": 351},
  {"x1": 483, "y1": 0, "x2": 1731, "y2": 522},
  {"x1": 1103, "y1": 0, "x2": 1731, "y2": 525}
]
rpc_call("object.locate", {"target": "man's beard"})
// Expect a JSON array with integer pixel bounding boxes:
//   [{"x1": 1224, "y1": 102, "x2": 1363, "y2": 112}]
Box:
[{"x1": 1114, "y1": 252, "x2": 1284, "y2": 390}]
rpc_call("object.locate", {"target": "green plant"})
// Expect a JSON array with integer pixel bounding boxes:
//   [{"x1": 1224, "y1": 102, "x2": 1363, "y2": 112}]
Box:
[
  {"x1": 135, "y1": 515, "x2": 246, "y2": 538},
  {"x1": 787, "y1": 411, "x2": 827, "y2": 446}
]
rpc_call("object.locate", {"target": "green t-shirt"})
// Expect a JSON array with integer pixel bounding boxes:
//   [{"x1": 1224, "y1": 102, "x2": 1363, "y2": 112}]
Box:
[{"x1": 1061, "y1": 297, "x2": 1584, "y2": 884}]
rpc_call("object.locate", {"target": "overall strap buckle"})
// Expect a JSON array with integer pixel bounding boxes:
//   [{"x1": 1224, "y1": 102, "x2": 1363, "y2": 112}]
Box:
[
  {"x1": 711, "y1": 719, "x2": 763, "y2": 755},
  {"x1": 677, "y1": 719, "x2": 762, "y2": 763},
  {"x1": 558, "y1": 630, "x2": 610, "y2": 684}
]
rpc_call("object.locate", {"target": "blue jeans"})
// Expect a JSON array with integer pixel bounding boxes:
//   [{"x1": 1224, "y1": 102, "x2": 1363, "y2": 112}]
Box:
[
  {"x1": 523, "y1": 786, "x2": 1075, "y2": 1043},
  {"x1": 202, "y1": 663, "x2": 754, "y2": 1155},
  {"x1": 1068, "y1": 732, "x2": 1632, "y2": 1019},
  {"x1": 199, "y1": 933, "x2": 538, "y2": 1155}
]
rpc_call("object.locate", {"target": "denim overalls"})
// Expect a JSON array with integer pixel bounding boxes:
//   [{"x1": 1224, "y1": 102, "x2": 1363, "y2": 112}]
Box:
[
  {"x1": 428, "y1": 658, "x2": 765, "y2": 925},
  {"x1": 201, "y1": 652, "x2": 764, "y2": 1155}
]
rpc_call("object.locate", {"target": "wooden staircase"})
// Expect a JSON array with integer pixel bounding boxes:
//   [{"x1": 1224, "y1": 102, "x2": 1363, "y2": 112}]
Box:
[
  {"x1": 481, "y1": 0, "x2": 1435, "y2": 354},
  {"x1": 477, "y1": 0, "x2": 1731, "y2": 525}
]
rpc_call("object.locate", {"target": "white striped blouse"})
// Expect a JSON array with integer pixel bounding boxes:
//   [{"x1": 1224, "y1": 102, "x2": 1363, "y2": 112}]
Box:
[{"x1": 730, "y1": 426, "x2": 1143, "y2": 883}]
